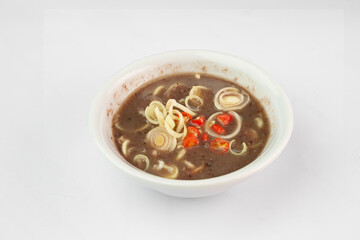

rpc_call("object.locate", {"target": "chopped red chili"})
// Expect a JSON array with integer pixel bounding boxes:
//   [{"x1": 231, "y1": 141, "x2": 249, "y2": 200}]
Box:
[
  {"x1": 190, "y1": 116, "x2": 205, "y2": 127},
  {"x1": 210, "y1": 138, "x2": 229, "y2": 153},
  {"x1": 216, "y1": 113, "x2": 232, "y2": 126},
  {"x1": 211, "y1": 124, "x2": 225, "y2": 134},
  {"x1": 183, "y1": 135, "x2": 200, "y2": 148},
  {"x1": 201, "y1": 132, "x2": 209, "y2": 142},
  {"x1": 181, "y1": 112, "x2": 192, "y2": 122},
  {"x1": 187, "y1": 127, "x2": 200, "y2": 137}
]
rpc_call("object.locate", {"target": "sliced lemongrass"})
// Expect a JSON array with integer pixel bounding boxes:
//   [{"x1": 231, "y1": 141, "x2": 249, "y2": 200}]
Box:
[
  {"x1": 220, "y1": 94, "x2": 243, "y2": 105},
  {"x1": 214, "y1": 87, "x2": 250, "y2": 111},
  {"x1": 172, "y1": 109, "x2": 185, "y2": 133},
  {"x1": 153, "y1": 160, "x2": 165, "y2": 170},
  {"x1": 175, "y1": 149, "x2": 186, "y2": 161},
  {"x1": 165, "y1": 115, "x2": 176, "y2": 129},
  {"x1": 189, "y1": 86, "x2": 210, "y2": 96},
  {"x1": 121, "y1": 139, "x2": 130, "y2": 157},
  {"x1": 133, "y1": 154, "x2": 150, "y2": 171},
  {"x1": 229, "y1": 140, "x2": 247, "y2": 156},
  {"x1": 163, "y1": 164, "x2": 179, "y2": 179},
  {"x1": 185, "y1": 95, "x2": 203, "y2": 112},
  {"x1": 117, "y1": 136, "x2": 125, "y2": 144},
  {"x1": 190, "y1": 164, "x2": 205, "y2": 174},
  {"x1": 254, "y1": 117, "x2": 264, "y2": 128},
  {"x1": 146, "y1": 126, "x2": 177, "y2": 153},
  {"x1": 145, "y1": 101, "x2": 166, "y2": 124},
  {"x1": 153, "y1": 85, "x2": 164, "y2": 96},
  {"x1": 181, "y1": 124, "x2": 188, "y2": 140},
  {"x1": 166, "y1": 99, "x2": 196, "y2": 116},
  {"x1": 165, "y1": 120, "x2": 183, "y2": 138},
  {"x1": 154, "y1": 107, "x2": 165, "y2": 126},
  {"x1": 127, "y1": 147, "x2": 136, "y2": 156},
  {"x1": 183, "y1": 160, "x2": 195, "y2": 169},
  {"x1": 151, "y1": 150, "x2": 158, "y2": 156},
  {"x1": 114, "y1": 122, "x2": 124, "y2": 130}
]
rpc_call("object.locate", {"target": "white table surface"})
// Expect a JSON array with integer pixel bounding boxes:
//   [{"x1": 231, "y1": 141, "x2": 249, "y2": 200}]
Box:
[{"x1": 1, "y1": 2, "x2": 359, "y2": 240}]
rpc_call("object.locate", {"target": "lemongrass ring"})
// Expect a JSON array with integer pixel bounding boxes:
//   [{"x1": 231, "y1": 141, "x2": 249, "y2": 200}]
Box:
[
  {"x1": 127, "y1": 147, "x2": 136, "y2": 156},
  {"x1": 153, "y1": 160, "x2": 165, "y2": 170},
  {"x1": 146, "y1": 126, "x2": 177, "y2": 153},
  {"x1": 175, "y1": 149, "x2": 186, "y2": 161},
  {"x1": 163, "y1": 164, "x2": 179, "y2": 179},
  {"x1": 117, "y1": 136, "x2": 125, "y2": 144},
  {"x1": 165, "y1": 115, "x2": 176, "y2": 129},
  {"x1": 165, "y1": 121, "x2": 183, "y2": 138},
  {"x1": 229, "y1": 140, "x2": 247, "y2": 156},
  {"x1": 181, "y1": 124, "x2": 188, "y2": 139},
  {"x1": 214, "y1": 87, "x2": 250, "y2": 111},
  {"x1": 121, "y1": 139, "x2": 130, "y2": 157},
  {"x1": 183, "y1": 160, "x2": 195, "y2": 169},
  {"x1": 114, "y1": 122, "x2": 124, "y2": 131},
  {"x1": 145, "y1": 101, "x2": 166, "y2": 124},
  {"x1": 154, "y1": 135, "x2": 165, "y2": 147},
  {"x1": 185, "y1": 95, "x2": 203, "y2": 112},
  {"x1": 189, "y1": 86, "x2": 210, "y2": 96},
  {"x1": 172, "y1": 109, "x2": 184, "y2": 132},
  {"x1": 153, "y1": 85, "x2": 164, "y2": 96},
  {"x1": 190, "y1": 164, "x2": 205, "y2": 174},
  {"x1": 220, "y1": 94, "x2": 243, "y2": 106},
  {"x1": 254, "y1": 117, "x2": 264, "y2": 128},
  {"x1": 133, "y1": 154, "x2": 150, "y2": 171},
  {"x1": 154, "y1": 107, "x2": 165, "y2": 126},
  {"x1": 145, "y1": 105, "x2": 158, "y2": 124},
  {"x1": 166, "y1": 99, "x2": 196, "y2": 116}
]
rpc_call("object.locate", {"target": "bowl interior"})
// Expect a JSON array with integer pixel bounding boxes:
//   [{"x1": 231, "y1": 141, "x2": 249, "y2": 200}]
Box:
[{"x1": 91, "y1": 50, "x2": 293, "y2": 188}]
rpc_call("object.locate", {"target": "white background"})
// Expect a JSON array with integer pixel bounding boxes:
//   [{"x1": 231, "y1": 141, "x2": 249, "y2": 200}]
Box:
[{"x1": 1, "y1": 1, "x2": 359, "y2": 240}]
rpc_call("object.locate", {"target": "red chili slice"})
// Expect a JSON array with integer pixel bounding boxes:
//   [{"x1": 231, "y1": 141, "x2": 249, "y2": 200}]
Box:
[
  {"x1": 211, "y1": 124, "x2": 225, "y2": 134},
  {"x1": 183, "y1": 135, "x2": 200, "y2": 148},
  {"x1": 187, "y1": 127, "x2": 200, "y2": 137},
  {"x1": 201, "y1": 132, "x2": 209, "y2": 142},
  {"x1": 181, "y1": 112, "x2": 192, "y2": 122},
  {"x1": 210, "y1": 138, "x2": 229, "y2": 153},
  {"x1": 216, "y1": 113, "x2": 233, "y2": 126},
  {"x1": 191, "y1": 116, "x2": 205, "y2": 127}
]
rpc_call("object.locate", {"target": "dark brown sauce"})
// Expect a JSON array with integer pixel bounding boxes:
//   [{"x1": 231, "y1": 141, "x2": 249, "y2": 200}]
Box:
[{"x1": 112, "y1": 74, "x2": 270, "y2": 180}]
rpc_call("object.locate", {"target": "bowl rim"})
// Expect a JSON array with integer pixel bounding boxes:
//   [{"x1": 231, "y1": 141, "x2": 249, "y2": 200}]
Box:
[{"x1": 89, "y1": 49, "x2": 294, "y2": 187}]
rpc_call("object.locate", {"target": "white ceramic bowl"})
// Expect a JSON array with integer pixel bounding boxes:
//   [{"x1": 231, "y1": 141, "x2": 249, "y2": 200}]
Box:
[{"x1": 90, "y1": 50, "x2": 293, "y2": 198}]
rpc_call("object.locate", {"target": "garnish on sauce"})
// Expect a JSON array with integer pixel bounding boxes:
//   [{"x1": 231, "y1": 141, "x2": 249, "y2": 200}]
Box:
[
  {"x1": 182, "y1": 134, "x2": 200, "y2": 148},
  {"x1": 214, "y1": 87, "x2": 250, "y2": 111},
  {"x1": 210, "y1": 138, "x2": 230, "y2": 153},
  {"x1": 112, "y1": 74, "x2": 269, "y2": 180},
  {"x1": 205, "y1": 111, "x2": 242, "y2": 139},
  {"x1": 190, "y1": 116, "x2": 205, "y2": 127},
  {"x1": 211, "y1": 124, "x2": 226, "y2": 135},
  {"x1": 216, "y1": 113, "x2": 233, "y2": 126}
]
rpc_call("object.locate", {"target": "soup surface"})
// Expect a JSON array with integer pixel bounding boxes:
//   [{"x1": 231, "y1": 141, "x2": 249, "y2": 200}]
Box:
[{"x1": 112, "y1": 74, "x2": 270, "y2": 180}]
